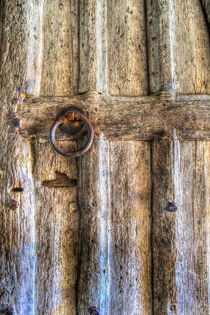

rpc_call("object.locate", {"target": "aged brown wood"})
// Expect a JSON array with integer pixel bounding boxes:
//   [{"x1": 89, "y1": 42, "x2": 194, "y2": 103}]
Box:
[
  {"x1": 79, "y1": 0, "x2": 107, "y2": 93},
  {"x1": 0, "y1": 1, "x2": 36, "y2": 313},
  {"x1": 34, "y1": 140, "x2": 79, "y2": 314},
  {"x1": 77, "y1": 141, "x2": 152, "y2": 314},
  {"x1": 201, "y1": 0, "x2": 210, "y2": 27},
  {"x1": 152, "y1": 140, "x2": 210, "y2": 314},
  {"x1": 40, "y1": 0, "x2": 78, "y2": 96},
  {"x1": 107, "y1": 0, "x2": 148, "y2": 95},
  {"x1": 0, "y1": 1, "x2": 80, "y2": 314},
  {"x1": 19, "y1": 94, "x2": 210, "y2": 140},
  {"x1": 146, "y1": 0, "x2": 210, "y2": 94},
  {"x1": 79, "y1": 0, "x2": 148, "y2": 95},
  {"x1": 0, "y1": 0, "x2": 209, "y2": 314},
  {"x1": 42, "y1": 170, "x2": 77, "y2": 188}
]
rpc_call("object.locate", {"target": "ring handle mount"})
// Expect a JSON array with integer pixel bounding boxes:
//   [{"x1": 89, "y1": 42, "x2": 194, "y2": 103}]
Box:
[
  {"x1": 49, "y1": 107, "x2": 94, "y2": 158},
  {"x1": 59, "y1": 106, "x2": 86, "y2": 136}
]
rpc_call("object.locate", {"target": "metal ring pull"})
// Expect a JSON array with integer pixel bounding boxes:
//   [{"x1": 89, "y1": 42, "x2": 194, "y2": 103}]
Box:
[{"x1": 49, "y1": 107, "x2": 94, "y2": 158}]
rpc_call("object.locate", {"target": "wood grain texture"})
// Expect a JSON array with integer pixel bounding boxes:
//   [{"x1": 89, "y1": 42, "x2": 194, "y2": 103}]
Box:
[
  {"x1": 40, "y1": 0, "x2": 79, "y2": 96},
  {"x1": 79, "y1": 0, "x2": 148, "y2": 96},
  {"x1": 0, "y1": 2, "x2": 80, "y2": 313},
  {"x1": 146, "y1": 0, "x2": 175, "y2": 93},
  {"x1": 23, "y1": 0, "x2": 43, "y2": 96},
  {"x1": 173, "y1": 0, "x2": 210, "y2": 94},
  {"x1": 201, "y1": 0, "x2": 210, "y2": 27},
  {"x1": 77, "y1": 140, "x2": 110, "y2": 314},
  {"x1": 79, "y1": 0, "x2": 108, "y2": 93},
  {"x1": 1, "y1": 1, "x2": 210, "y2": 314},
  {"x1": 152, "y1": 140, "x2": 210, "y2": 314},
  {"x1": 152, "y1": 140, "x2": 178, "y2": 315},
  {"x1": 108, "y1": 141, "x2": 152, "y2": 314},
  {"x1": 77, "y1": 140, "x2": 152, "y2": 314},
  {"x1": 0, "y1": 2, "x2": 36, "y2": 313},
  {"x1": 107, "y1": 0, "x2": 148, "y2": 96},
  {"x1": 42, "y1": 170, "x2": 77, "y2": 188},
  {"x1": 205, "y1": 142, "x2": 210, "y2": 315},
  {"x1": 34, "y1": 140, "x2": 79, "y2": 314},
  {"x1": 146, "y1": 0, "x2": 210, "y2": 94},
  {"x1": 19, "y1": 94, "x2": 210, "y2": 140}
]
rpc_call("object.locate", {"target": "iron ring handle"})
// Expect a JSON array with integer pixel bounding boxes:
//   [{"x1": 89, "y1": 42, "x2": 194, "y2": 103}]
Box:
[{"x1": 49, "y1": 108, "x2": 94, "y2": 158}]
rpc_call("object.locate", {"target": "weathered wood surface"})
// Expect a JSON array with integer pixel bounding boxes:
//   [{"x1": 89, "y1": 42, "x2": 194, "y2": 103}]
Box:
[
  {"x1": 172, "y1": 0, "x2": 210, "y2": 94},
  {"x1": 0, "y1": 1, "x2": 80, "y2": 314},
  {"x1": 19, "y1": 94, "x2": 210, "y2": 140},
  {"x1": 1, "y1": 0, "x2": 210, "y2": 314},
  {"x1": 34, "y1": 140, "x2": 78, "y2": 314},
  {"x1": 107, "y1": 0, "x2": 148, "y2": 96},
  {"x1": 79, "y1": 0, "x2": 107, "y2": 93},
  {"x1": 152, "y1": 140, "x2": 210, "y2": 314},
  {"x1": 40, "y1": 0, "x2": 78, "y2": 96},
  {"x1": 77, "y1": 140, "x2": 152, "y2": 314},
  {"x1": 0, "y1": 1, "x2": 36, "y2": 313},
  {"x1": 201, "y1": 0, "x2": 210, "y2": 27},
  {"x1": 79, "y1": 0, "x2": 148, "y2": 95},
  {"x1": 24, "y1": 0, "x2": 43, "y2": 96},
  {"x1": 23, "y1": 0, "x2": 79, "y2": 97},
  {"x1": 146, "y1": 0, "x2": 210, "y2": 94},
  {"x1": 146, "y1": 0, "x2": 174, "y2": 93}
]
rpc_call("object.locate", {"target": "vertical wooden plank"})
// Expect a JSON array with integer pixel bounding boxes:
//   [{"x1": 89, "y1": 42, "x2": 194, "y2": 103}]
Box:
[
  {"x1": 146, "y1": 0, "x2": 175, "y2": 94},
  {"x1": 146, "y1": 0, "x2": 210, "y2": 94},
  {"x1": 152, "y1": 140, "x2": 210, "y2": 314},
  {"x1": 109, "y1": 142, "x2": 152, "y2": 314},
  {"x1": 40, "y1": 0, "x2": 79, "y2": 96},
  {"x1": 0, "y1": 2, "x2": 36, "y2": 314},
  {"x1": 78, "y1": 140, "x2": 152, "y2": 314},
  {"x1": 77, "y1": 141, "x2": 111, "y2": 314},
  {"x1": 79, "y1": 0, "x2": 108, "y2": 94},
  {"x1": 152, "y1": 140, "x2": 178, "y2": 314},
  {"x1": 107, "y1": 0, "x2": 148, "y2": 96},
  {"x1": 79, "y1": 0, "x2": 148, "y2": 96},
  {"x1": 173, "y1": 0, "x2": 209, "y2": 94},
  {"x1": 23, "y1": 0, "x2": 44, "y2": 96},
  {"x1": 176, "y1": 141, "x2": 209, "y2": 314},
  {"x1": 34, "y1": 141, "x2": 79, "y2": 314},
  {"x1": 205, "y1": 142, "x2": 210, "y2": 315},
  {"x1": 201, "y1": 0, "x2": 210, "y2": 26}
]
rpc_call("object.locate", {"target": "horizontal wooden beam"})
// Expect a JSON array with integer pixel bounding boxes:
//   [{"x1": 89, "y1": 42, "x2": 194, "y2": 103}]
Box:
[{"x1": 18, "y1": 93, "x2": 210, "y2": 140}]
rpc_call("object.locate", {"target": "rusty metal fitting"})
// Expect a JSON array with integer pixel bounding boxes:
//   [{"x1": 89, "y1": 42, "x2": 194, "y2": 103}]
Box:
[
  {"x1": 58, "y1": 107, "x2": 86, "y2": 136},
  {"x1": 49, "y1": 107, "x2": 94, "y2": 158}
]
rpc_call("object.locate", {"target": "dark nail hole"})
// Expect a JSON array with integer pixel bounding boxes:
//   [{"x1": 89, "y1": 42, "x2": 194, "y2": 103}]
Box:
[
  {"x1": 11, "y1": 117, "x2": 20, "y2": 127},
  {"x1": 7, "y1": 199, "x2": 19, "y2": 210},
  {"x1": 11, "y1": 187, "x2": 24, "y2": 193},
  {"x1": 0, "y1": 305, "x2": 14, "y2": 315},
  {"x1": 88, "y1": 306, "x2": 99, "y2": 315},
  {"x1": 164, "y1": 201, "x2": 178, "y2": 212}
]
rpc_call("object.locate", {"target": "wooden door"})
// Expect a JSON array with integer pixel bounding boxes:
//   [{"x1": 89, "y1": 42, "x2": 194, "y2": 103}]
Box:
[{"x1": 0, "y1": 1, "x2": 209, "y2": 314}]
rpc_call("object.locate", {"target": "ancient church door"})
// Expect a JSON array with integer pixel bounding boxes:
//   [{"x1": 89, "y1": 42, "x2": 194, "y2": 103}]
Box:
[{"x1": 0, "y1": 1, "x2": 209, "y2": 314}]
